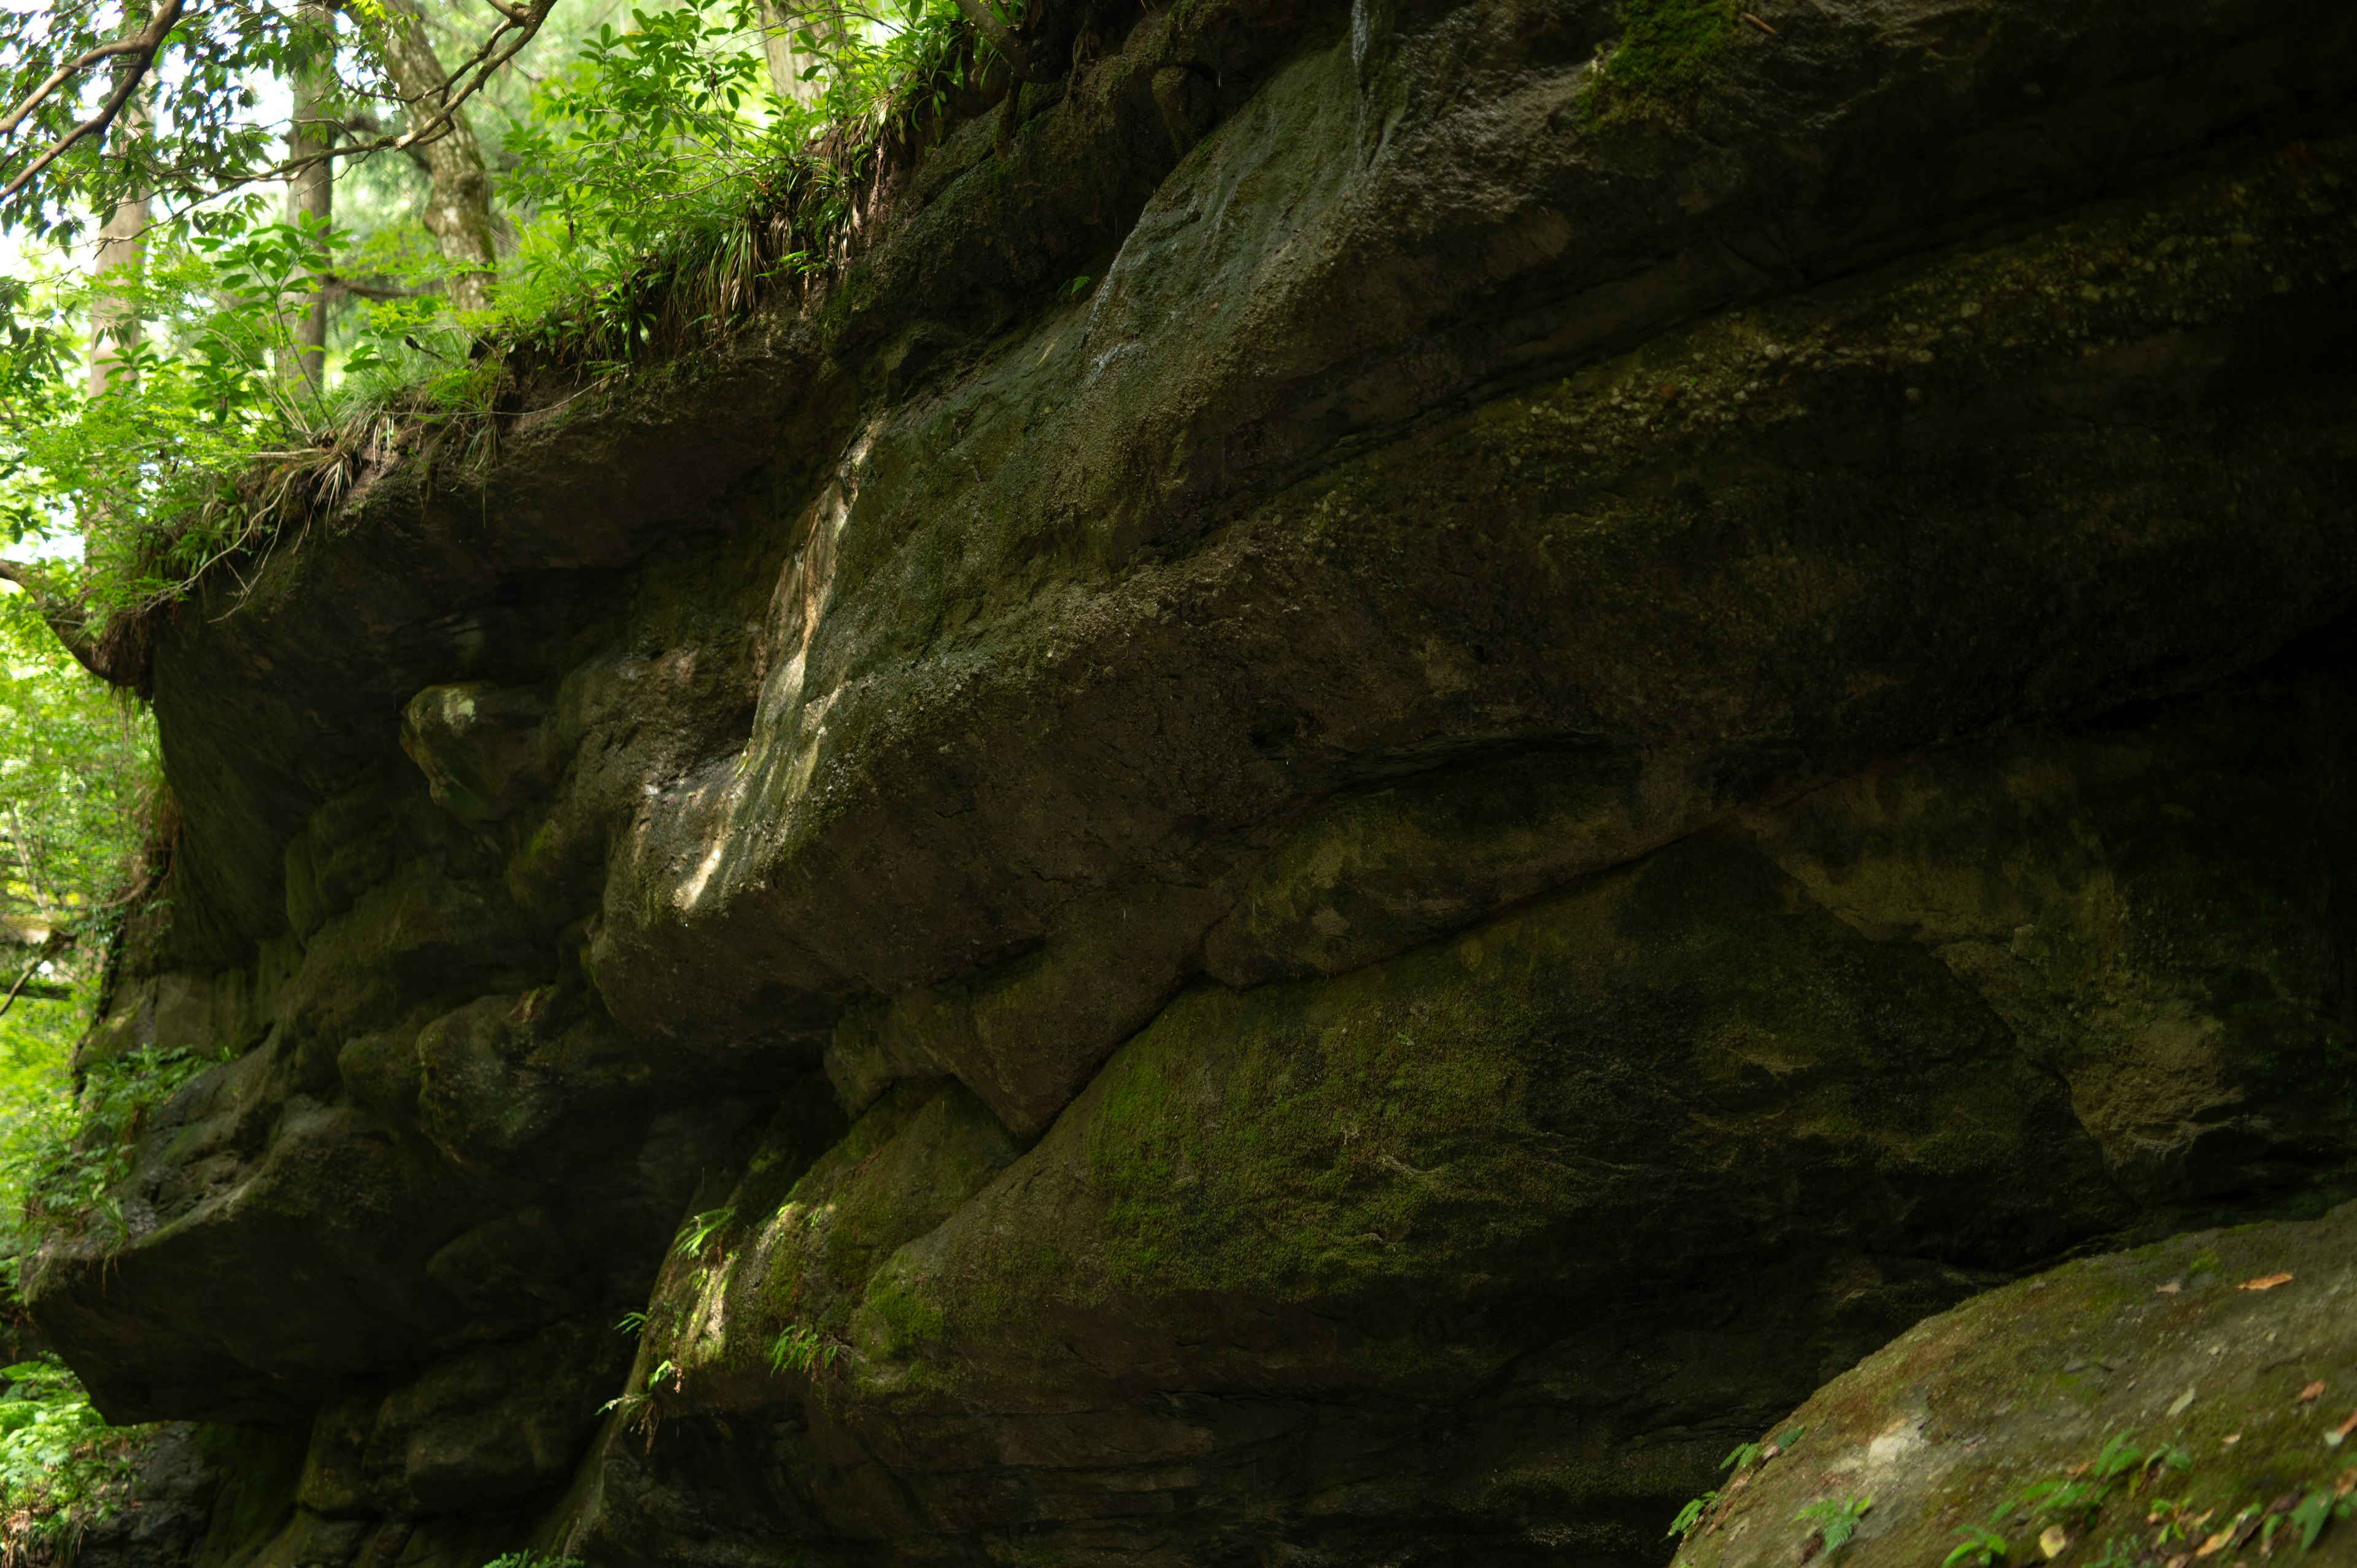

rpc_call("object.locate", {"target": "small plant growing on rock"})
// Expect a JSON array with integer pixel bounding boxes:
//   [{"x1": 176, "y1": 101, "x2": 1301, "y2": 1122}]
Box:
[
  {"x1": 16, "y1": 1043, "x2": 225, "y2": 1271},
  {"x1": 1795, "y1": 1494, "x2": 1872, "y2": 1556},
  {"x1": 1943, "y1": 1519, "x2": 2009, "y2": 1567},
  {"x1": 768, "y1": 1323, "x2": 843, "y2": 1375},
  {"x1": 1666, "y1": 1489, "x2": 1719, "y2": 1539},
  {"x1": 1668, "y1": 1426, "x2": 1808, "y2": 1543},
  {"x1": 674, "y1": 1207, "x2": 735, "y2": 1259}
]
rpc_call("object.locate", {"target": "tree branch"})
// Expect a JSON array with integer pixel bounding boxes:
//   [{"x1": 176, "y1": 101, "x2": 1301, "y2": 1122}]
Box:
[
  {"x1": 204, "y1": 0, "x2": 551, "y2": 198},
  {"x1": 951, "y1": 0, "x2": 1055, "y2": 85},
  {"x1": 7, "y1": 0, "x2": 552, "y2": 217},
  {"x1": 0, "y1": 0, "x2": 190, "y2": 202},
  {"x1": 0, "y1": 928, "x2": 74, "y2": 1023},
  {"x1": 0, "y1": 560, "x2": 110, "y2": 682}
]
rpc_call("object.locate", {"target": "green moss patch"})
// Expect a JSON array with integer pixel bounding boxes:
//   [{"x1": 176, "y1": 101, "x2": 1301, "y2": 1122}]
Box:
[
  {"x1": 1595, "y1": 0, "x2": 1740, "y2": 120},
  {"x1": 1679, "y1": 1204, "x2": 2357, "y2": 1568}
]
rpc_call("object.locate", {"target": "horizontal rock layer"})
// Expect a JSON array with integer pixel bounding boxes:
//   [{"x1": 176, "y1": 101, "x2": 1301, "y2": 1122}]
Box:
[{"x1": 30, "y1": 0, "x2": 2357, "y2": 1564}]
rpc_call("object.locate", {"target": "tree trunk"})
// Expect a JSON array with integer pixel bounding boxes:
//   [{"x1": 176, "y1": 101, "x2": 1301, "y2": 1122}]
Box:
[
  {"x1": 756, "y1": 1, "x2": 843, "y2": 107},
  {"x1": 363, "y1": 0, "x2": 497, "y2": 314},
  {"x1": 87, "y1": 99, "x2": 148, "y2": 396},
  {"x1": 279, "y1": 0, "x2": 333, "y2": 396}
]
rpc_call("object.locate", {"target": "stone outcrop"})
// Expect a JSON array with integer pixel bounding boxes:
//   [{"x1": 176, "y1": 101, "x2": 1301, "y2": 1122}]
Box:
[
  {"x1": 26, "y1": 0, "x2": 2357, "y2": 1563},
  {"x1": 1679, "y1": 1202, "x2": 2357, "y2": 1568}
]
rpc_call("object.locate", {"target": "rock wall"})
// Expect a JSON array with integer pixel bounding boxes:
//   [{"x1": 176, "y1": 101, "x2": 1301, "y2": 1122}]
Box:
[{"x1": 28, "y1": 0, "x2": 2357, "y2": 1564}]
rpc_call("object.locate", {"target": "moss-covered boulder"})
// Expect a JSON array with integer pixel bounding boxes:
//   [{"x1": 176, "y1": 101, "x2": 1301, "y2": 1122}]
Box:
[{"x1": 1679, "y1": 1202, "x2": 2357, "y2": 1568}]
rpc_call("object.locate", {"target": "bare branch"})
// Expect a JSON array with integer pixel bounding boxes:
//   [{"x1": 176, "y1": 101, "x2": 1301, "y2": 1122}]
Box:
[{"x1": 0, "y1": 0, "x2": 191, "y2": 202}]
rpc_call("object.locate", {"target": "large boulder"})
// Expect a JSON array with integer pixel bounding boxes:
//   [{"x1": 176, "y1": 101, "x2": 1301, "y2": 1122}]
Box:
[{"x1": 1679, "y1": 1200, "x2": 2357, "y2": 1568}]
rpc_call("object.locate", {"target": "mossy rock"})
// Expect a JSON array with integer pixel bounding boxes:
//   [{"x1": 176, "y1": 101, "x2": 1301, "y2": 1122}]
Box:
[{"x1": 1679, "y1": 1202, "x2": 2357, "y2": 1568}]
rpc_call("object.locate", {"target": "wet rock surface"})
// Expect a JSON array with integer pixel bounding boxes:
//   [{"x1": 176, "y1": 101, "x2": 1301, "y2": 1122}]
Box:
[{"x1": 36, "y1": 0, "x2": 2357, "y2": 1563}]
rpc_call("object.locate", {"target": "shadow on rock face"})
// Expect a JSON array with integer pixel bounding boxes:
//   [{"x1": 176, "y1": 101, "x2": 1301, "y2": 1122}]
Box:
[{"x1": 31, "y1": 0, "x2": 2357, "y2": 1562}]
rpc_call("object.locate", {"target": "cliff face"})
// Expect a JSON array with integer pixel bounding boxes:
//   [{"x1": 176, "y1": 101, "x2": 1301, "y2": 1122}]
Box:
[{"x1": 28, "y1": 0, "x2": 2357, "y2": 1564}]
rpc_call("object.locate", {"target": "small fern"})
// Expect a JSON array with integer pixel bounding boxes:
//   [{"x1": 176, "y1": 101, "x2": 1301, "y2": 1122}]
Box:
[{"x1": 1795, "y1": 1494, "x2": 1873, "y2": 1555}]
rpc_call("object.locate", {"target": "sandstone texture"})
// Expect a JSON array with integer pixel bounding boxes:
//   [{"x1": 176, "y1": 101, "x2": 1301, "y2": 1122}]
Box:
[{"x1": 28, "y1": 0, "x2": 2357, "y2": 1563}]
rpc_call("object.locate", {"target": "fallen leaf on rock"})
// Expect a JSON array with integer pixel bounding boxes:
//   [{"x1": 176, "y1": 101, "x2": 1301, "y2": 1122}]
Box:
[
  {"x1": 2240, "y1": 1273, "x2": 2294, "y2": 1291},
  {"x1": 2170, "y1": 1389, "x2": 2198, "y2": 1416},
  {"x1": 2302, "y1": 1381, "x2": 2327, "y2": 1405},
  {"x1": 2197, "y1": 1526, "x2": 2236, "y2": 1557},
  {"x1": 2158, "y1": 1281, "x2": 2183, "y2": 1294},
  {"x1": 2040, "y1": 1525, "x2": 2071, "y2": 1559},
  {"x1": 2223, "y1": 1434, "x2": 2242, "y2": 1446}
]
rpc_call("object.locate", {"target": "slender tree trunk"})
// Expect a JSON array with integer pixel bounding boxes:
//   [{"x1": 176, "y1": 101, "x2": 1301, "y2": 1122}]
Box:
[
  {"x1": 279, "y1": 0, "x2": 334, "y2": 396},
  {"x1": 87, "y1": 98, "x2": 149, "y2": 396},
  {"x1": 756, "y1": 2, "x2": 843, "y2": 108},
  {"x1": 363, "y1": 0, "x2": 497, "y2": 313}
]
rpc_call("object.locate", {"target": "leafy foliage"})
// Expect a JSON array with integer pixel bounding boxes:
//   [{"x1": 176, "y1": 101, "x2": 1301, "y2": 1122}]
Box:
[
  {"x1": 1943, "y1": 1520, "x2": 2009, "y2": 1567},
  {"x1": 15, "y1": 1044, "x2": 223, "y2": 1273},
  {"x1": 1, "y1": 0, "x2": 996, "y2": 638},
  {"x1": 0, "y1": 590, "x2": 155, "y2": 1283},
  {"x1": 1666, "y1": 1489, "x2": 1719, "y2": 1539},
  {"x1": 1794, "y1": 1494, "x2": 1872, "y2": 1554},
  {"x1": 767, "y1": 1323, "x2": 843, "y2": 1375},
  {"x1": 0, "y1": 1354, "x2": 143, "y2": 1564},
  {"x1": 675, "y1": 1206, "x2": 736, "y2": 1258},
  {"x1": 0, "y1": 2, "x2": 302, "y2": 237},
  {"x1": 1, "y1": 218, "x2": 358, "y2": 628},
  {"x1": 0, "y1": 591, "x2": 152, "y2": 927},
  {"x1": 489, "y1": 0, "x2": 970, "y2": 372}
]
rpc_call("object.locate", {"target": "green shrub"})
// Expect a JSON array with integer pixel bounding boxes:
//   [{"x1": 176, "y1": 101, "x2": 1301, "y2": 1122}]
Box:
[{"x1": 0, "y1": 1356, "x2": 144, "y2": 1561}]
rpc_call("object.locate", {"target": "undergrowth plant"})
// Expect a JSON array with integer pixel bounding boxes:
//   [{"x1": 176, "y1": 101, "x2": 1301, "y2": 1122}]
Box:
[
  {"x1": 0, "y1": 1355, "x2": 145, "y2": 1565},
  {"x1": 10, "y1": 1045, "x2": 226, "y2": 1282},
  {"x1": 1794, "y1": 1494, "x2": 1873, "y2": 1556},
  {"x1": 767, "y1": 1322, "x2": 844, "y2": 1375}
]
